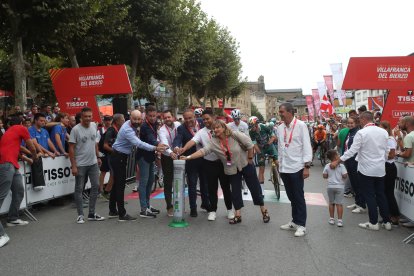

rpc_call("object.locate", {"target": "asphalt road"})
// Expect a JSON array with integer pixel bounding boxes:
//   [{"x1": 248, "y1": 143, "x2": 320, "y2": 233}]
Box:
[{"x1": 0, "y1": 162, "x2": 413, "y2": 276}]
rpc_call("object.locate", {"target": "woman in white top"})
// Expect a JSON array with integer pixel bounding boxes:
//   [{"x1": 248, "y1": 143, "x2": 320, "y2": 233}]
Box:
[
  {"x1": 379, "y1": 121, "x2": 400, "y2": 225},
  {"x1": 181, "y1": 120, "x2": 270, "y2": 225}
]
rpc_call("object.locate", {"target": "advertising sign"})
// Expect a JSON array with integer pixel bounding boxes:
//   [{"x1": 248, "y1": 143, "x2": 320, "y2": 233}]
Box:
[
  {"x1": 381, "y1": 90, "x2": 414, "y2": 127},
  {"x1": 49, "y1": 65, "x2": 132, "y2": 120},
  {"x1": 368, "y1": 96, "x2": 384, "y2": 111},
  {"x1": 395, "y1": 161, "x2": 414, "y2": 222},
  {"x1": 343, "y1": 57, "x2": 414, "y2": 90}
]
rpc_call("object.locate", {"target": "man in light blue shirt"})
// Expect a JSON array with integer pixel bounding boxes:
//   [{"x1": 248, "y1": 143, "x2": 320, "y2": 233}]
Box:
[{"x1": 110, "y1": 110, "x2": 168, "y2": 221}]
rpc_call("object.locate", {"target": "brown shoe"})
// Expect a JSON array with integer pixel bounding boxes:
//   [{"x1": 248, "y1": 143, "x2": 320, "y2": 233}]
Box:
[{"x1": 167, "y1": 208, "x2": 174, "y2": 217}]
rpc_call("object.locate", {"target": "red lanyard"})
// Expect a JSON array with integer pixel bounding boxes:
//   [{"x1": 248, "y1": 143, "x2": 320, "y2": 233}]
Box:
[
  {"x1": 187, "y1": 121, "x2": 199, "y2": 136},
  {"x1": 113, "y1": 125, "x2": 119, "y2": 134},
  {"x1": 283, "y1": 119, "x2": 297, "y2": 147},
  {"x1": 146, "y1": 119, "x2": 157, "y2": 137},
  {"x1": 219, "y1": 137, "x2": 232, "y2": 160},
  {"x1": 165, "y1": 124, "x2": 177, "y2": 144},
  {"x1": 207, "y1": 130, "x2": 212, "y2": 140},
  {"x1": 364, "y1": 123, "x2": 375, "y2": 128}
]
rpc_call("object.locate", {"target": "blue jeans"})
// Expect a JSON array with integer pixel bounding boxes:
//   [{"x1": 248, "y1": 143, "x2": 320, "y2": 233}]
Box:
[
  {"x1": 74, "y1": 164, "x2": 100, "y2": 216},
  {"x1": 358, "y1": 172, "x2": 390, "y2": 224},
  {"x1": 138, "y1": 158, "x2": 154, "y2": 211},
  {"x1": 280, "y1": 169, "x2": 307, "y2": 227},
  {"x1": 0, "y1": 163, "x2": 24, "y2": 236}
]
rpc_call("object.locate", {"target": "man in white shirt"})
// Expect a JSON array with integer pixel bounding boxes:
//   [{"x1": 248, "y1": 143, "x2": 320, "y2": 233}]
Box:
[
  {"x1": 158, "y1": 110, "x2": 181, "y2": 217},
  {"x1": 179, "y1": 110, "x2": 234, "y2": 221},
  {"x1": 331, "y1": 111, "x2": 392, "y2": 231},
  {"x1": 227, "y1": 109, "x2": 249, "y2": 135},
  {"x1": 277, "y1": 103, "x2": 313, "y2": 237}
]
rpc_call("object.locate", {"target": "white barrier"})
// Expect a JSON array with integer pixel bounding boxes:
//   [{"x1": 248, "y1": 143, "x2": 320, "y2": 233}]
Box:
[
  {"x1": 0, "y1": 164, "x2": 27, "y2": 215},
  {"x1": 395, "y1": 160, "x2": 414, "y2": 222}
]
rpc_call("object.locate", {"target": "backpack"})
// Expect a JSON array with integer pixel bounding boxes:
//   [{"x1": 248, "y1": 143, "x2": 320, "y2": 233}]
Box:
[{"x1": 98, "y1": 127, "x2": 106, "y2": 153}]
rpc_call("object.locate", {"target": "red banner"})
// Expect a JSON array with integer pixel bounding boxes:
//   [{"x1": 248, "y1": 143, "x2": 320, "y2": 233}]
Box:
[
  {"x1": 49, "y1": 65, "x2": 132, "y2": 120},
  {"x1": 343, "y1": 57, "x2": 414, "y2": 90},
  {"x1": 382, "y1": 90, "x2": 414, "y2": 128},
  {"x1": 368, "y1": 96, "x2": 384, "y2": 111},
  {"x1": 312, "y1": 89, "x2": 320, "y2": 115},
  {"x1": 305, "y1": 95, "x2": 314, "y2": 121}
]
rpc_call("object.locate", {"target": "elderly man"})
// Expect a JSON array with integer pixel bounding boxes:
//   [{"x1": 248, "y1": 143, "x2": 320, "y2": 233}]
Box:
[
  {"x1": 331, "y1": 111, "x2": 392, "y2": 231},
  {"x1": 110, "y1": 110, "x2": 168, "y2": 221}
]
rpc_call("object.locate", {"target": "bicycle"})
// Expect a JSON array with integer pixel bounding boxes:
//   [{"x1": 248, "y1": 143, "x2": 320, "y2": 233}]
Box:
[
  {"x1": 266, "y1": 155, "x2": 281, "y2": 200},
  {"x1": 315, "y1": 143, "x2": 327, "y2": 166}
]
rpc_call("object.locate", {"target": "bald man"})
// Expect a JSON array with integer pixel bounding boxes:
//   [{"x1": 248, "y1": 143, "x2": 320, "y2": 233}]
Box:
[{"x1": 110, "y1": 110, "x2": 168, "y2": 221}]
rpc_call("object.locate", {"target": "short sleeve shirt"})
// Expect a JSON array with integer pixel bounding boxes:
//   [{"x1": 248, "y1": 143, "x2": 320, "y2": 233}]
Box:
[
  {"x1": 403, "y1": 131, "x2": 414, "y2": 162},
  {"x1": 104, "y1": 126, "x2": 118, "y2": 150},
  {"x1": 249, "y1": 124, "x2": 274, "y2": 146},
  {"x1": 50, "y1": 124, "x2": 67, "y2": 153},
  {"x1": 69, "y1": 123, "x2": 98, "y2": 166},
  {"x1": 0, "y1": 125, "x2": 31, "y2": 169},
  {"x1": 28, "y1": 126, "x2": 50, "y2": 150},
  {"x1": 323, "y1": 163, "x2": 347, "y2": 188}
]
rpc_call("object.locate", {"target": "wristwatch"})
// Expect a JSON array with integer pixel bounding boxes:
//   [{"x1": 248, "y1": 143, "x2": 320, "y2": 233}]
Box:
[{"x1": 304, "y1": 162, "x2": 311, "y2": 169}]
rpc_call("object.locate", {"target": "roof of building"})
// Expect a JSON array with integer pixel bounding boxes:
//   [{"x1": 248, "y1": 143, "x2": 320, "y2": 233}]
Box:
[{"x1": 266, "y1": 88, "x2": 303, "y2": 94}]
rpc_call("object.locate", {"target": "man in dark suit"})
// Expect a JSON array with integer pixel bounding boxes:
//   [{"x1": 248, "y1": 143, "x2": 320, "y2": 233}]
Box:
[{"x1": 173, "y1": 109, "x2": 209, "y2": 217}]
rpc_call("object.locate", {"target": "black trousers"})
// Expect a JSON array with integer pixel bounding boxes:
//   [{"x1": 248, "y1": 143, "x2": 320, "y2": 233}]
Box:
[
  {"x1": 280, "y1": 169, "x2": 307, "y2": 227},
  {"x1": 344, "y1": 157, "x2": 366, "y2": 208},
  {"x1": 109, "y1": 151, "x2": 128, "y2": 217},
  {"x1": 229, "y1": 163, "x2": 263, "y2": 210},
  {"x1": 203, "y1": 159, "x2": 232, "y2": 212},
  {"x1": 161, "y1": 154, "x2": 174, "y2": 210},
  {"x1": 384, "y1": 162, "x2": 400, "y2": 217}
]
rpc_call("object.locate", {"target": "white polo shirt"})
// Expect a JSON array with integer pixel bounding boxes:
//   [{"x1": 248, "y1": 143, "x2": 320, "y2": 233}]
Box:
[
  {"x1": 158, "y1": 122, "x2": 180, "y2": 156},
  {"x1": 192, "y1": 127, "x2": 218, "y2": 161}
]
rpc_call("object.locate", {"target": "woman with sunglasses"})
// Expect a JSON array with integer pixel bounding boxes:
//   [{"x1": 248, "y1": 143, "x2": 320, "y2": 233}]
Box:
[{"x1": 180, "y1": 120, "x2": 270, "y2": 225}]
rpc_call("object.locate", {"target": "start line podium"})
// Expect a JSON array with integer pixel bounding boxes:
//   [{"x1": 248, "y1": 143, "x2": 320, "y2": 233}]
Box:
[{"x1": 169, "y1": 160, "x2": 188, "y2": 228}]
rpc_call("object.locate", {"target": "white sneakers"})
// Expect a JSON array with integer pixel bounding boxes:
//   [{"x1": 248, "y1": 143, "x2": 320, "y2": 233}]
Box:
[
  {"x1": 227, "y1": 210, "x2": 235, "y2": 220},
  {"x1": 294, "y1": 226, "x2": 307, "y2": 237},
  {"x1": 347, "y1": 204, "x2": 357, "y2": 209},
  {"x1": 358, "y1": 222, "x2": 379, "y2": 231},
  {"x1": 0, "y1": 234, "x2": 10, "y2": 248},
  {"x1": 6, "y1": 219, "x2": 29, "y2": 227},
  {"x1": 381, "y1": 222, "x2": 392, "y2": 231},
  {"x1": 352, "y1": 207, "x2": 366, "y2": 214},
  {"x1": 337, "y1": 220, "x2": 343, "y2": 227},
  {"x1": 77, "y1": 215, "x2": 85, "y2": 224},
  {"x1": 329, "y1": 218, "x2": 335, "y2": 225},
  {"x1": 208, "y1": 212, "x2": 216, "y2": 221},
  {"x1": 280, "y1": 221, "x2": 306, "y2": 237}
]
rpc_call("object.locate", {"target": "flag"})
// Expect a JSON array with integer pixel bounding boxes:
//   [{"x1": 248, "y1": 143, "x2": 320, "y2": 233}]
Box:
[
  {"x1": 312, "y1": 89, "x2": 321, "y2": 115},
  {"x1": 320, "y1": 94, "x2": 334, "y2": 115},
  {"x1": 330, "y1": 63, "x2": 346, "y2": 106},
  {"x1": 323, "y1": 75, "x2": 335, "y2": 103},
  {"x1": 305, "y1": 95, "x2": 315, "y2": 121}
]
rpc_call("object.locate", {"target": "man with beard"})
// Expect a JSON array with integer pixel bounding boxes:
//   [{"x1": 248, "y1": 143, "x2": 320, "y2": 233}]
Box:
[
  {"x1": 397, "y1": 116, "x2": 414, "y2": 163},
  {"x1": 158, "y1": 110, "x2": 180, "y2": 217},
  {"x1": 136, "y1": 105, "x2": 162, "y2": 218},
  {"x1": 69, "y1": 107, "x2": 105, "y2": 224},
  {"x1": 178, "y1": 110, "x2": 234, "y2": 221},
  {"x1": 110, "y1": 110, "x2": 168, "y2": 221},
  {"x1": 173, "y1": 109, "x2": 209, "y2": 217},
  {"x1": 277, "y1": 103, "x2": 313, "y2": 237}
]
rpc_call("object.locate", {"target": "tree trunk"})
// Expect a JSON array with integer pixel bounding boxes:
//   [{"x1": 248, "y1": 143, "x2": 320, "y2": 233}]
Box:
[
  {"x1": 210, "y1": 98, "x2": 215, "y2": 113},
  {"x1": 66, "y1": 42, "x2": 79, "y2": 68},
  {"x1": 129, "y1": 47, "x2": 139, "y2": 108},
  {"x1": 221, "y1": 98, "x2": 226, "y2": 115},
  {"x1": 202, "y1": 88, "x2": 208, "y2": 109},
  {"x1": 172, "y1": 80, "x2": 178, "y2": 117},
  {"x1": 12, "y1": 35, "x2": 27, "y2": 111}
]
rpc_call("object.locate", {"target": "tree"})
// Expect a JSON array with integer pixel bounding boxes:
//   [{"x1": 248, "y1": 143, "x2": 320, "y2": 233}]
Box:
[{"x1": 251, "y1": 102, "x2": 264, "y2": 122}]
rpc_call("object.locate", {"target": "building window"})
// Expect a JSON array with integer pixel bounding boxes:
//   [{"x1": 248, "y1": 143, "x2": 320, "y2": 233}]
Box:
[
  {"x1": 362, "y1": 91, "x2": 368, "y2": 101},
  {"x1": 356, "y1": 93, "x2": 361, "y2": 103}
]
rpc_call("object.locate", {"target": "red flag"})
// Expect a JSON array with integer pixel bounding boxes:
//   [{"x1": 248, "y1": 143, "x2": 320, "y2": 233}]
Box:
[{"x1": 320, "y1": 94, "x2": 334, "y2": 115}]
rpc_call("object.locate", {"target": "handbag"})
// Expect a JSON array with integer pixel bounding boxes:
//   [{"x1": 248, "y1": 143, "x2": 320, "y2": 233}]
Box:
[{"x1": 231, "y1": 133, "x2": 248, "y2": 151}]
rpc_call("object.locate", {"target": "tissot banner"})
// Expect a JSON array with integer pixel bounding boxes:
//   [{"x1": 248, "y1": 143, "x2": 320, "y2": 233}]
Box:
[
  {"x1": 342, "y1": 56, "x2": 414, "y2": 90},
  {"x1": 49, "y1": 65, "x2": 132, "y2": 119},
  {"x1": 381, "y1": 89, "x2": 414, "y2": 127}
]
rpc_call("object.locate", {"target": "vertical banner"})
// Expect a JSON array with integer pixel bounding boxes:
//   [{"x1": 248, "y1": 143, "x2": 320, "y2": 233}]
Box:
[
  {"x1": 305, "y1": 95, "x2": 315, "y2": 121},
  {"x1": 323, "y1": 75, "x2": 335, "y2": 103},
  {"x1": 330, "y1": 63, "x2": 346, "y2": 106},
  {"x1": 318, "y1": 82, "x2": 334, "y2": 115},
  {"x1": 312, "y1": 89, "x2": 321, "y2": 115}
]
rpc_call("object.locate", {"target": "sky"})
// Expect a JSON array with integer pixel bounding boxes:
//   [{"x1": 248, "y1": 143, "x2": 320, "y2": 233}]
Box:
[{"x1": 199, "y1": 0, "x2": 414, "y2": 95}]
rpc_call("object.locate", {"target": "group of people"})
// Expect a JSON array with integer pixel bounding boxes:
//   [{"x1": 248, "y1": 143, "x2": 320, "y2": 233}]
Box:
[{"x1": 1, "y1": 100, "x2": 413, "y2": 248}]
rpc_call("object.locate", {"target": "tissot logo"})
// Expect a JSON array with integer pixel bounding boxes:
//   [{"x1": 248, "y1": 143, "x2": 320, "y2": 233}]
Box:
[
  {"x1": 43, "y1": 167, "x2": 71, "y2": 181},
  {"x1": 397, "y1": 96, "x2": 414, "y2": 102},
  {"x1": 66, "y1": 97, "x2": 89, "y2": 108},
  {"x1": 395, "y1": 176, "x2": 414, "y2": 197}
]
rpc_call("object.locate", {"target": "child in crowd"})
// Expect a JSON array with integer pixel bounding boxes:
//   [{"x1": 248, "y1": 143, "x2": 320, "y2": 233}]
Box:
[{"x1": 323, "y1": 149, "x2": 348, "y2": 227}]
